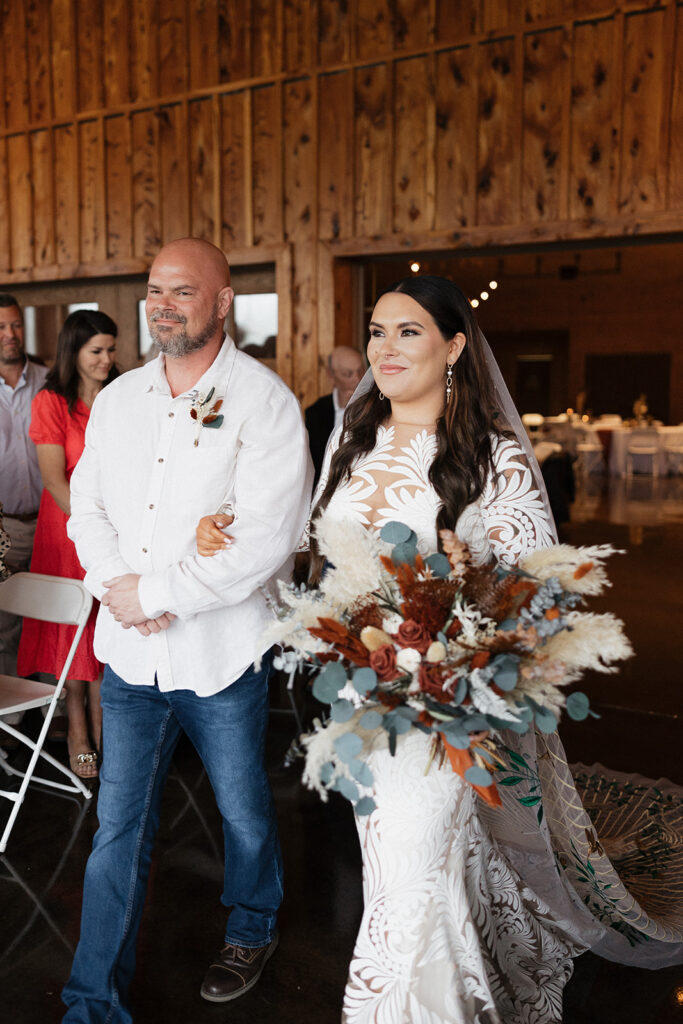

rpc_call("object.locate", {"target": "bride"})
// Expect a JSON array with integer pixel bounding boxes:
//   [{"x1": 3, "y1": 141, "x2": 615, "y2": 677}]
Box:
[{"x1": 198, "y1": 275, "x2": 682, "y2": 1023}]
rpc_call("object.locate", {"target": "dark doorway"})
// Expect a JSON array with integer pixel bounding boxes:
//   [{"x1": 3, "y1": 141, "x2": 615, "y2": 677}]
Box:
[{"x1": 585, "y1": 353, "x2": 671, "y2": 421}]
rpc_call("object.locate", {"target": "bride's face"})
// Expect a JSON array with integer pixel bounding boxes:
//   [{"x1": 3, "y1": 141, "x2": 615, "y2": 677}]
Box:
[{"x1": 367, "y1": 292, "x2": 465, "y2": 408}]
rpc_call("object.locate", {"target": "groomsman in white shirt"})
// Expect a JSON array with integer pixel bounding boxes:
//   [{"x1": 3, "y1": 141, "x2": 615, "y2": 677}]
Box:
[
  {"x1": 62, "y1": 239, "x2": 313, "y2": 1022},
  {"x1": 0, "y1": 294, "x2": 48, "y2": 675}
]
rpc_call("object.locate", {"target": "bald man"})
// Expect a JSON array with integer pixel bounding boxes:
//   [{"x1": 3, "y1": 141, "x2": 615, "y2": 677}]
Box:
[
  {"x1": 62, "y1": 239, "x2": 313, "y2": 1021},
  {"x1": 305, "y1": 345, "x2": 365, "y2": 484}
]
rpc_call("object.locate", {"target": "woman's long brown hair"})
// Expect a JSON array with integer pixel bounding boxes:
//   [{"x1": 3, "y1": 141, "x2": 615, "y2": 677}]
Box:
[{"x1": 308, "y1": 276, "x2": 503, "y2": 580}]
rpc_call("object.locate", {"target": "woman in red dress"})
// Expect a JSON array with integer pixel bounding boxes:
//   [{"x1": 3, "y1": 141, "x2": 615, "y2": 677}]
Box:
[{"x1": 18, "y1": 310, "x2": 119, "y2": 778}]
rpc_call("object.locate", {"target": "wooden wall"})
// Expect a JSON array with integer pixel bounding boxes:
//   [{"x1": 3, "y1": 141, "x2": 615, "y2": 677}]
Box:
[{"x1": 1, "y1": 0, "x2": 683, "y2": 403}]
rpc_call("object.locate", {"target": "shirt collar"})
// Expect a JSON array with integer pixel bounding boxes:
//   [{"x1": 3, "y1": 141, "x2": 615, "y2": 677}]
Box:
[
  {"x1": 332, "y1": 387, "x2": 341, "y2": 415},
  {"x1": 145, "y1": 335, "x2": 237, "y2": 399},
  {"x1": 0, "y1": 358, "x2": 29, "y2": 388}
]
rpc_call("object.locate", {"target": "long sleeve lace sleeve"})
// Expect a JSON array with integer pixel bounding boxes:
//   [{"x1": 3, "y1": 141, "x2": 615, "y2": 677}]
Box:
[
  {"x1": 298, "y1": 425, "x2": 343, "y2": 551},
  {"x1": 479, "y1": 437, "x2": 556, "y2": 566}
]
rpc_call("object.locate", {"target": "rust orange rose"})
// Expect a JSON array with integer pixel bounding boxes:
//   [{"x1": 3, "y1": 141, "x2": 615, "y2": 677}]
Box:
[
  {"x1": 418, "y1": 662, "x2": 453, "y2": 704},
  {"x1": 395, "y1": 619, "x2": 432, "y2": 654},
  {"x1": 369, "y1": 643, "x2": 398, "y2": 682}
]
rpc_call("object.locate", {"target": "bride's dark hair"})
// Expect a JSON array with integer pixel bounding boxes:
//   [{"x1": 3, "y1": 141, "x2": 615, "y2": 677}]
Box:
[{"x1": 309, "y1": 275, "x2": 502, "y2": 574}]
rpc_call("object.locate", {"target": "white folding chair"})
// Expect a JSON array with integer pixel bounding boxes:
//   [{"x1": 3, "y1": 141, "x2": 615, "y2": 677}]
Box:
[
  {"x1": 574, "y1": 426, "x2": 604, "y2": 476},
  {"x1": 0, "y1": 573, "x2": 94, "y2": 853},
  {"x1": 625, "y1": 428, "x2": 659, "y2": 476}
]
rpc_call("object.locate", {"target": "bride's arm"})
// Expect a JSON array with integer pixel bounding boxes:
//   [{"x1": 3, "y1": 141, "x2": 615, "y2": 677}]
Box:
[
  {"x1": 196, "y1": 501, "x2": 235, "y2": 557},
  {"x1": 480, "y1": 436, "x2": 556, "y2": 564}
]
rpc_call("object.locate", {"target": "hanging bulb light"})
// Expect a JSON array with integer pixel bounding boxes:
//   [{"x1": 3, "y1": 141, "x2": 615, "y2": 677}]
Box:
[
  {"x1": 489, "y1": 280, "x2": 498, "y2": 289},
  {"x1": 480, "y1": 290, "x2": 489, "y2": 301},
  {"x1": 410, "y1": 262, "x2": 420, "y2": 273},
  {"x1": 471, "y1": 298, "x2": 479, "y2": 308}
]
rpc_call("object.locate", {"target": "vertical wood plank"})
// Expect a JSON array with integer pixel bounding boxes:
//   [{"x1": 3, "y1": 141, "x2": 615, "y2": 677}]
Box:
[
  {"x1": 54, "y1": 125, "x2": 79, "y2": 263},
  {"x1": 220, "y1": 92, "x2": 248, "y2": 248},
  {"x1": 436, "y1": 1, "x2": 481, "y2": 43},
  {"x1": 3, "y1": 1, "x2": 30, "y2": 130},
  {"x1": 620, "y1": 8, "x2": 667, "y2": 214},
  {"x1": 356, "y1": 0, "x2": 393, "y2": 61},
  {"x1": 26, "y1": 0, "x2": 53, "y2": 121},
  {"x1": 102, "y1": 0, "x2": 131, "y2": 106},
  {"x1": 283, "y1": 0, "x2": 312, "y2": 73},
  {"x1": 158, "y1": 0, "x2": 188, "y2": 96},
  {"x1": 318, "y1": 0, "x2": 351, "y2": 65},
  {"x1": 354, "y1": 64, "x2": 392, "y2": 237},
  {"x1": 79, "y1": 120, "x2": 106, "y2": 263},
  {"x1": 105, "y1": 115, "x2": 133, "y2": 258},
  {"x1": 482, "y1": 0, "x2": 515, "y2": 34},
  {"x1": 31, "y1": 130, "x2": 56, "y2": 265},
  {"x1": 393, "y1": 0, "x2": 430, "y2": 51},
  {"x1": 318, "y1": 71, "x2": 354, "y2": 241},
  {"x1": 132, "y1": 110, "x2": 161, "y2": 260},
  {"x1": 284, "y1": 78, "x2": 316, "y2": 242},
  {"x1": 51, "y1": 0, "x2": 76, "y2": 120},
  {"x1": 476, "y1": 38, "x2": 518, "y2": 226},
  {"x1": 252, "y1": 84, "x2": 283, "y2": 244},
  {"x1": 0, "y1": 140, "x2": 9, "y2": 271},
  {"x1": 7, "y1": 135, "x2": 33, "y2": 270},
  {"x1": 252, "y1": 0, "x2": 280, "y2": 78},
  {"x1": 76, "y1": 0, "x2": 104, "y2": 112},
  {"x1": 521, "y1": 28, "x2": 568, "y2": 222},
  {"x1": 189, "y1": 99, "x2": 218, "y2": 240},
  {"x1": 159, "y1": 105, "x2": 190, "y2": 242},
  {"x1": 131, "y1": 0, "x2": 158, "y2": 102},
  {"x1": 569, "y1": 17, "x2": 620, "y2": 220},
  {"x1": 189, "y1": 0, "x2": 219, "y2": 90},
  {"x1": 218, "y1": 0, "x2": 252, "y2": 81},
  {"x1": 669, "y1": 5, "x2": 683, "y2": 208},
  {"x1": 434, "y1": 46, "x2": 478, "y2": 230},
  {"x1": 394, "y1": 56, "x2": 431, "y2": 232}
]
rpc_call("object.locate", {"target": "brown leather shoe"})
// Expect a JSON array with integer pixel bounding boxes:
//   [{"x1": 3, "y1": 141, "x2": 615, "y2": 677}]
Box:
[{"x1": 200, "y1": 933, "x2": 278, "y2": 1003}]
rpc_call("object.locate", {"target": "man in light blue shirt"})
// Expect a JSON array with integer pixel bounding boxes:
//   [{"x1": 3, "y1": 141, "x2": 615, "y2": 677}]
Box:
[{"x1": 0, "y1": 294, "x2": 48, "y2": 674}]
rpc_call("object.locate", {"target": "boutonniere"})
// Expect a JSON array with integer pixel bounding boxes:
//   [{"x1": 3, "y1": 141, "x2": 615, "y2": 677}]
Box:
[{"x1": 190, "y1": 387, "x2": 224, "y2": 446}]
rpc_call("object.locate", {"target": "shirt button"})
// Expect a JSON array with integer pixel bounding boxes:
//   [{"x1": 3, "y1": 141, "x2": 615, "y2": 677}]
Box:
[
  {"x1": 168, "y1": 412, "x2": 174, "y2": 418},
  {"x1": 142, "y1": 547, "x2": 148, "y2": 553},
  {"x1": 158, "y1": 457, "x2": 164, "y2": 463},
  {"x1": 149, "y1": 504, "x2": 155, "y2": 509}
]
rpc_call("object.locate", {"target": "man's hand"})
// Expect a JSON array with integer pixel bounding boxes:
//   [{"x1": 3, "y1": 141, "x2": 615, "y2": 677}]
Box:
[
  {"x1": 133, "y1": 613, "x2": 176, "y2": 637},
  {"x1": 102, "y1": 574, "x2": 148, "y2": 628}
]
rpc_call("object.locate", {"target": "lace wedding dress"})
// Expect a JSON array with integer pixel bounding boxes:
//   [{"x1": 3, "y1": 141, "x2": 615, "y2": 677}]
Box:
[{"x1": 315, "y1": 424, "x2": 683, "y2": 1024}]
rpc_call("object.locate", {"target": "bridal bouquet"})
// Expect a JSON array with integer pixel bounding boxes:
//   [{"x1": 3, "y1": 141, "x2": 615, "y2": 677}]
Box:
[{"x1": 268, "y1": 516, "x2": 632, "y2": 815}]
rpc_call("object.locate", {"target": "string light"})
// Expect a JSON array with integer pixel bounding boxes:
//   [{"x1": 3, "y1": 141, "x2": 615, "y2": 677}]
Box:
[
  {"x1": 470, "y1": 298, "x2": 479, "y2": 308},
  {"x1": 410, "y1": 262, "x2": 420, "y2": 273},
  {"x1": 480, "y1": 291, "x2": 489, "y2": 301},
  {"x1": 489, "y1": 280, "x2": 498, "y2": 290}
]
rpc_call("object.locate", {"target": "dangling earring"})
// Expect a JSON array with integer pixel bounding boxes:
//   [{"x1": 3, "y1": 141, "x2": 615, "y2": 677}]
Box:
[
  {"x1": 445, "y1": 364, "x2": 454, "y2": 403},
  {"x1": 379, "y1": 391, "x2": 385, "y2": 401}
]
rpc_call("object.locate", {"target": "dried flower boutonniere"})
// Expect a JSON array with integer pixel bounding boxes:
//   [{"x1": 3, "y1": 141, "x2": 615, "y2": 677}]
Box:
[{"x1": 190, "y1": 387, "x2": 224, "y2": 446}]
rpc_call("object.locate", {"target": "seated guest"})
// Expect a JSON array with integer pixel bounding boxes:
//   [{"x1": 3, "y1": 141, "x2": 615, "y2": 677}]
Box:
[{"x1": 305, "y1": 346, "x2": 364, "y2": 484}]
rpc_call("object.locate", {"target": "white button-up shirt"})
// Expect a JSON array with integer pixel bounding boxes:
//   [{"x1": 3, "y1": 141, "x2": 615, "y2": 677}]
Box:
[
  {"x1": 0, "y1": 359, "x2": 48, "y2": 515},
  {"x1": 68, "y1": 338, "x2": 313, "y2": 695}
]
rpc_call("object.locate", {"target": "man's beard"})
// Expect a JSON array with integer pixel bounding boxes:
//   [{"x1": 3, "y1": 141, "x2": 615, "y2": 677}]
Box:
[{"x1": 149, "y1": 304, "x2": 220, "y2": 357}]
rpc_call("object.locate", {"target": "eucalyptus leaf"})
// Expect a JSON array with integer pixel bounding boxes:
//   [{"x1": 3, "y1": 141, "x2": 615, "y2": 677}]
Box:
[
  {"x1": 380, "y1": 521, "x2": 412, "y2": 545},
  {"x1": 335, "y1": 777, "x2": 359, "y2": 802},
  {"x1": 312, "y1": 673, "x2": 343, "y2": 704},
  {"x1": 465, "y1": 765, "x2": 493, "y2": 787},
  {"x1": 453, "y1": 678, "x2": 468, "y2": 705},
  {"x1": 349, "y1": 758, "x2": 374, "y2": 787},
  {"x1": 353, "y1": 667, "x2": 377, "y2": 695},
  {"x1": 440, "y1": 725, "x2": 470, "y2": 749},
  {"x1": 333, "y1": 732, "x2": 363, "y2": 763},
  {"x1": 384, "y1": 711, "x2": 411, "y2": 735},
  {"x1": 203, "y1": 414, "x2": 224, "y2": 430},
  {"x1": 491, "y1": 653, "x2": 519, "y2": 691},
  {"x1": 566, "y1": 691, "x2": 590, "y2": 722},
  {"x1": 534, "y1": 706, "x2": 558, "y2": 734},
  {"x1": 391, "y1": 539, "x2": 417, "y2": 566},
  {"x1": 388, "y1": 728, "x2": 397, "y2": 756},
  {"x1": 358, "y1": 710, "x2": 383, "y2": 731},
  {"x1": 425, "y1": 553, "x2": 451, "y2": 578},
  {"x1": 355, "y1": 796, "x2": 377, "y2": 816},
  {"x1": 499, "y1": 618, "x2": 517, "y2": 631},
  {"x1": 330, "y1": 698, "x2": 355, "y2": 723}
]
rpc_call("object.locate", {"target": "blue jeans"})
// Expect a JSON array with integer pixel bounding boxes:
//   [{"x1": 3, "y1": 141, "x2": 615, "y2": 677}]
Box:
[{"x1": 62, "y1": 656, "x2": 282, "y2": 1024}]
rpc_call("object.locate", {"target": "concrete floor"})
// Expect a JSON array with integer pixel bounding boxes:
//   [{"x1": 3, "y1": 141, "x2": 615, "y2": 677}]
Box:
[{"x1": 1, "y1": 473, "x2": 682, "y2": 1023}]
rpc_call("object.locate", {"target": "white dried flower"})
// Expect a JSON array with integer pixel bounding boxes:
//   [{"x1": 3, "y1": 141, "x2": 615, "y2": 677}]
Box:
[
  {"x1": 396, "y1": 647, "x2": 422, "y2": 674},
  {"x1": 382, "y1": 612, "x2": 404, "y2": 634},
  {"x1": 426, "y1": 640, "x2": 447, "y2": 663}
]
